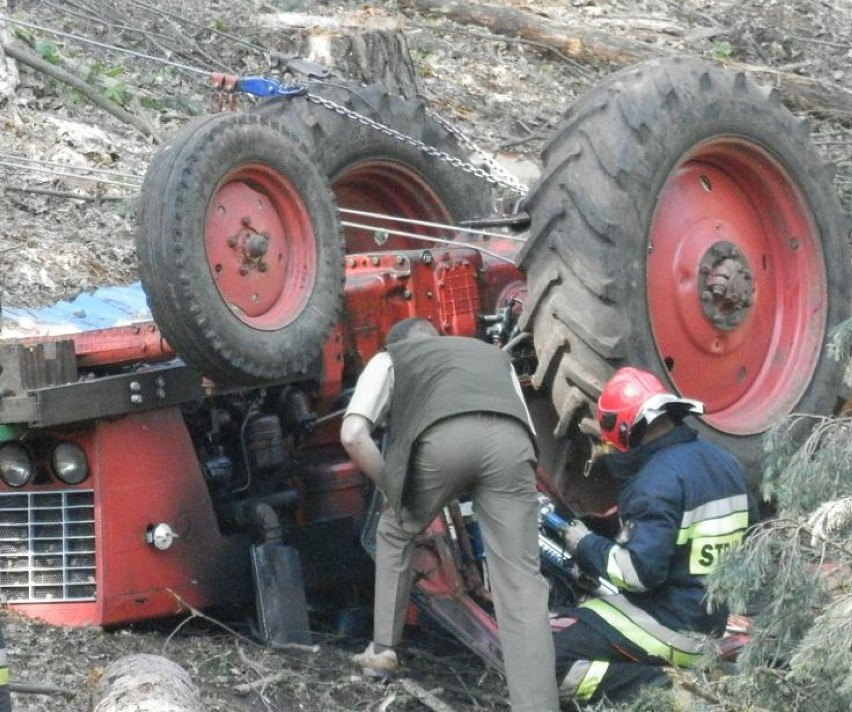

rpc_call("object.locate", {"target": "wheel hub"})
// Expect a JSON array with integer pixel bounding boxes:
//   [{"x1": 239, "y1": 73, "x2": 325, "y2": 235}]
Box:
[
  {"x1": 229, "y1": 219, "x2": 272, "y2": 275},
  {"x1": 698, "y1": 241, "x2": 754, "y2": 330}
]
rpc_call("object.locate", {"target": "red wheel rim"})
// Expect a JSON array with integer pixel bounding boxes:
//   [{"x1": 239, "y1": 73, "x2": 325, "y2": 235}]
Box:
[
  {"x1": 333, "y1": 160, "x2": 455, "y2": 252},
  {"x1": 205, "y1": 164, "x2": 317, "y2": 331},
  {"x1": 648, "y1": 139, "x2": 827, "y2": 435}
]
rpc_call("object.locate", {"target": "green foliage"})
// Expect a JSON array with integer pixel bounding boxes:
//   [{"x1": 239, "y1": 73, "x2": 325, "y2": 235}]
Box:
[
  {"x1": 11, "y1": 27, "x2": 33, "y2": 42},
  {"x1": 600, "y1": 685, "x2": 678, "y2": 711},
  {"x1": 35, "y1": 40, "x2": 61, "y2": 64},
  {"x1": 709, "y1": 41, "x2": 734, "y2": 60},
  {"x1": 103, "y1": 81, "x2": 133, "y2": 106},
  {"x1": 84, "y1": 60, "x2": 133, "y2": 107},
  {"x1": 706, "y1": 325, "x2": 852, "y2": 712},
  {"x1": 761, "y1": 415, "x2": 852, "y2": 515},
  {"x1": 211, "y1": 18, "x2": 227, "y2": 32}
]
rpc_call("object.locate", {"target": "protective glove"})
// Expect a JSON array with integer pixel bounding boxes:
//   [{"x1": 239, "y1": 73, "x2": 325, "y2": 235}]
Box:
[{"x1": 561, "y1": 518, "x2": 591, "y2": 556}]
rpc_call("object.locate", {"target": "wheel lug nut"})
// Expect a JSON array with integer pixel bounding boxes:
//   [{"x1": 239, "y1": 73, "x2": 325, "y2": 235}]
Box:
[
  {"x1": 239, "y1": 266, "x2": 249, "y2": 276},
  {"x1": 258, "y1": 262, "x2": 268, "y2": 273}
]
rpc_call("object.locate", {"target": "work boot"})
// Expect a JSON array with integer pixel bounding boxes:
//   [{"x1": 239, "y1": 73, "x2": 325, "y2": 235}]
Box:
[{"x1": 352, "y1": 642, "x2": 398, "y2": 678}]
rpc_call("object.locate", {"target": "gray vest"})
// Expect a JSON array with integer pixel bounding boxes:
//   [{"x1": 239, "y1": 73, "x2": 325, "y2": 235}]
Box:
[{"x1": 382, "y1": 336, "x2": 534, "y2": 512}]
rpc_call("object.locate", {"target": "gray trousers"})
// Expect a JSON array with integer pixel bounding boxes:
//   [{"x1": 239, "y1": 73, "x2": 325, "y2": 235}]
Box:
[{"x1": 374, "y1": 413, "x2": 559, "y2": 712}]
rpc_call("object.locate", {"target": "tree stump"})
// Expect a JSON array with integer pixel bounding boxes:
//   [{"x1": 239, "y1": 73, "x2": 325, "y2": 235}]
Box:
[
  {"x1": 90, "y1": 654, "x2": 204, "y2": 712},
  {"x1": 259, "y1": 12, "x2": 419, "y2": 98},
  {"x1": 0, "y1": 0, "x2": 21, "y2": 98}
]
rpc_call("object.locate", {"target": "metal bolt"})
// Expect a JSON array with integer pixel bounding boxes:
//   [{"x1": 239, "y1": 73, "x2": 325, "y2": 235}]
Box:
[
  {"x1": 425, "y1": 290, "x2": 433, "y2": 299},
  {"x1": 421, "y1": 251, "x2": 433, "y2": 264},
  {"x1": 156, "y1": 388, "x2": 166, "y2": 399},
  {"x1": 227, "y1": 236, "x2": 238, "y2": 248},
  {"x1": 241, "y1": 216, "x2": 252, "y2": 226},
  {"x1": 155, "y1": 377, "x2": 166, "y2": 388},
  {"x1": 129, "y1": 381, "x2": 141, "y2": 392},
  {"x1": 239, "y1": 266, "x2": 250, "y2": 276},
  {"x1": 348, "y1": 258, "x2": 358, "y2": 268},
  {"x1": 396, "y1": 255, "x2": 405, "y2": 265},
  {"x1": 701, "y1": 290, "x2": 712, "y2": 302},
  {"x1": 371, "y1": 256, "x2": 380, "y2": 266},
  {"x1": 258, "y1": 262, "x2": 268, "y2": 273},
  {"x1": 403, "y1": 289, "x2": 412, "y2": 300},
  {"x1": 130, "y1": 394, "x2": 143, "y2": 405},
  {"x1": 790, "y1": 237, "x2": 800, "y2": 250}
]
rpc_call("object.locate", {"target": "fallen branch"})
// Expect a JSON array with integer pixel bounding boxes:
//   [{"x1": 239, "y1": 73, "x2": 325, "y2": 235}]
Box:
[
  {"x1": 1, "y1": 41, "x2": 161, "y2": 143},
  {"x1": 399, "y1": 0, "x2": 852, "y2": 116},
  {"x1": 4, "y1": 185, "x2": 131, "y2": 201},
  {"x1": 399, "y1": 678, "x2": 457, "y2": 712},
  {"x1": 233, "y1": 670, "x2": 300, "y2": 694},
  {"x1": 164, "y1": 589, "x2": 259, "y2": 651}
]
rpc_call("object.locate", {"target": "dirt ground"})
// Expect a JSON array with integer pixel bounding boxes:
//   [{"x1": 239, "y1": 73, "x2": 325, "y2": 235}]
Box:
[{"x1": 1, "y1": 0, "x2": 852, "y2": 710}]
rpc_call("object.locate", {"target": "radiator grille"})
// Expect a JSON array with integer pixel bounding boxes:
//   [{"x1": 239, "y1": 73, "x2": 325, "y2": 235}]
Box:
[{"x1": 0, "y1": 490, "x2": 96, "y2": 602}]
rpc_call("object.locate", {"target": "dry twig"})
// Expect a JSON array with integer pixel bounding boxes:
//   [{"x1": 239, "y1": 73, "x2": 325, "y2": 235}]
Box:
[{"x1": 399, "y1": 678, "x2": 457, "y2": 712}]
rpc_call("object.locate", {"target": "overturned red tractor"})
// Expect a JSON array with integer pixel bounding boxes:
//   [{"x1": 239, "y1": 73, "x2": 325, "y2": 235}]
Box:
[{"x1": 0, "y1": 57, "x2": 848, "y2": 665}]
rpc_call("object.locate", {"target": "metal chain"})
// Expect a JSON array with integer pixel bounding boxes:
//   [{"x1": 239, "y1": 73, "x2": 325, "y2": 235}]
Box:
[
  {"x1": 426, "y1": 109, "x2": 529, "y2": 195},
  {"x1": 306, "y1": 93, "x2": 529, "y2": 196}
]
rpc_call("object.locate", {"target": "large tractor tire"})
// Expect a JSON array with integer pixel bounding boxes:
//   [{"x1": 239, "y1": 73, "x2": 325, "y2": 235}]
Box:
[
  {"x1": 519, "y1": 56, "x2": 851, "y2": 490},
  {"x1": 253, "y1": 82, "x2": 493, "y2": 251},
  {"x1": 136, "y1": 113, "x2": 345, "y2": 384}
]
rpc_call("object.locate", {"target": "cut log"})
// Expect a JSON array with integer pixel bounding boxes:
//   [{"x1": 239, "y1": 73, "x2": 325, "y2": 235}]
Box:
[
  {"x1": 0, "y1": 0, "x2": 20, "y2": 98},
  {"x1": 399, "y1": 0, "x2": 852, "y2": 116},
  {"x1": 90, "y1": 654, "x2": 204, "y2": 712},
  {"x1": 400, "y1": 0, "x2": 661, "y2": 65},
  {"x1": 258, "y1": 11, "x2": 419, "y2": 98}
]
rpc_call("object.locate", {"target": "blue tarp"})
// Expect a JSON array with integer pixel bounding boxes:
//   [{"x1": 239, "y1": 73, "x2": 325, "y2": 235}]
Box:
[{"x1": 2, "y1": 282, "x2": 152, "y2": 337}]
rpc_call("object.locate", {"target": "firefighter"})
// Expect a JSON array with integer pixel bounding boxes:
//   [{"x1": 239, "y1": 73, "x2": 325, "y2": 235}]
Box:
[
  {"x1": 552, "y1": 366, "x2": 757, "y2": 705},
  {"x1": 340, "y1": 317, "x2": 559, "y2": 712}
]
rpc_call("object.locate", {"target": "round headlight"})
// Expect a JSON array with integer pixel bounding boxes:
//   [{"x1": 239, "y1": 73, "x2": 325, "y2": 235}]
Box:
[
  {"x1": 0, "y1": 444, "x2": 33, "y2": 487},
  {"x1": 51, "y1": 442, "x2": 89, "y2": 485}
]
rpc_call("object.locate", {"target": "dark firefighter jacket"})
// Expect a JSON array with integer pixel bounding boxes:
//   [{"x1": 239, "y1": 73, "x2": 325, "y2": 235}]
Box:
[
  {"x1": 382, "y1": 336, "x2": 535, "y2": 513},
  {"x1": 573, "y1": 424, "x2": 757, "y2": 665}
]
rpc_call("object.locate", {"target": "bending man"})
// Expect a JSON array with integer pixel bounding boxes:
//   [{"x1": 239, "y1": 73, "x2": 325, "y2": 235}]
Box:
[{"x1": 341, "y1": 317, "x2": 559, "y2": 712}]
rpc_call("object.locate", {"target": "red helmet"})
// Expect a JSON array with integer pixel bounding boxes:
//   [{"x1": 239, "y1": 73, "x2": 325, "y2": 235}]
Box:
[{"x1": 596, "y1": 367, "x2": 703, "y2": 451}]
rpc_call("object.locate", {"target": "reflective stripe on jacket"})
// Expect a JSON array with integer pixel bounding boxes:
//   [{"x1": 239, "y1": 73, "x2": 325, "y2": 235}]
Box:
[{"x1": 574, "y1": 425, "x2": 757, "y2": 649}]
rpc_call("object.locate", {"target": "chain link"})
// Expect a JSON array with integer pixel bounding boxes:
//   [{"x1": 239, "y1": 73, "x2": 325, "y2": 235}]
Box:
[
  {"x1": 426, "y1": 109, "x2": 529, "y2": 195},
  {"x1": 306, "y1": 93, "x2": 529, "y2": 195}
]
